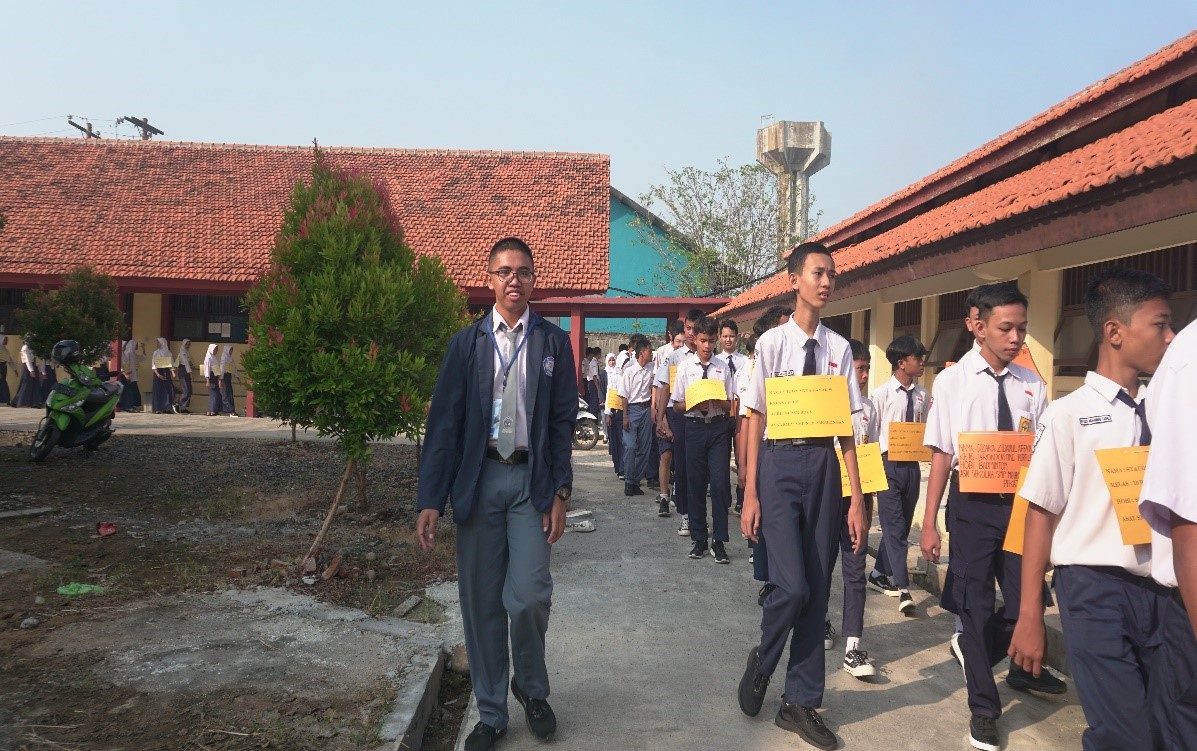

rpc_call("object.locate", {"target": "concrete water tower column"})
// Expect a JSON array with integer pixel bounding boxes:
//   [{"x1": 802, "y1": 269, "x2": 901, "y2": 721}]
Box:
[{"x1": 756, "y1": 121, "x2": 831, "y2": 245}]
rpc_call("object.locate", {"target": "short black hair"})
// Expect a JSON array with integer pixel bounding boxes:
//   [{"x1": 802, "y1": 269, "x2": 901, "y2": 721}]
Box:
[
  {"x1": 668, "y1": 319, "x2": 686, "y2": 338},
  {"x1": 886, "y1": 335, "x2": 928, "y2": 370},
  {"x1": 488, "y1": 236, "x2": 534, "y2": 266},
  {"x1": 973, "y1": 282, "x2": 1028, "y2": 320},
  {"x1": 617, "y1": 343, "x2": 628, "y2": 353},
  {"x1": 685, "y1": 308, "x2": 705, "y2": 323},
  {"x1": 719, "y1": 318, "x2": 739, "y2": 335},
  {"x1": 1085, "y1": 266, "x2": 1172, "y2": 339},
  {"x1": 964, "y1": 286, "x2": 981, "y2": 317},
  {"x1": 629, "y1": 333, "x2": 652, "y2": 355},
  {"x1": 848, "y1": 338, "x2": 870, "y2": 362},
  {"x1": 786, "y1": 241, "x2": 833, "y2": 274},
  {"x1": 743, "y1": 334, "x2": 757, "y2": 355},
  {"x1": 693, "y1": 316, "x2": 719, "y2": 338},
  {"x1": 763, "y1": 304, "x2": 793, "y2": 324},
  {"x1": 752, "y1": 313, "x2": 773, "y2": 338}
]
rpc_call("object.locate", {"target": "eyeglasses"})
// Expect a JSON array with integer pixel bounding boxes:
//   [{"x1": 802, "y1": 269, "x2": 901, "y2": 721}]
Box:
[{"x1": 488, "y1": 268, "x2": 535, "y2": 283}]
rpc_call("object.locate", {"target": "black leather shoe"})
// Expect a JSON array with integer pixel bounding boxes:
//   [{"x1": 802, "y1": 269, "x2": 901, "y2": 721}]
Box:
[
  {"x1": 737, "y1": 646, "x2": 770, "y2": 716},
  {"x1": 464, "y1": 721, "x2": 505, "y2": 751},
  {"x1": 1006, "y1": 663, "x2": 1067, "y2": 695},
  {"x1": 968, "y1": 714, "x2": 999, "y2": 751},
  {"x1": 775, "y1": 702, "x2": 837, "y2": 750},
  {"x1": 511, "y1": 678, "x2": 556, "y2": 740}
]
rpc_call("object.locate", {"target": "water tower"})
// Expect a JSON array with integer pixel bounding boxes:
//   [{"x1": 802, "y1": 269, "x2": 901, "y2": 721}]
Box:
[{"x1": 756, "y1": 120, "x2": 831, "y2": 246}]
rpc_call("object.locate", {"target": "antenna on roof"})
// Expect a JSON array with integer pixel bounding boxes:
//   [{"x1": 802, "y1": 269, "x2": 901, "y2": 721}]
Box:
[
  {"x1": 67, "y1": 117, "x2": 101, "y2": 138},
  {"x1": 117, "y1": 115, "x2": 164, "y2": 140}
]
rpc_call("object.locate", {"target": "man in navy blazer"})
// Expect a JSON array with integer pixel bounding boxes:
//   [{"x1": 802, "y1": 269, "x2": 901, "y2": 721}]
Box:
[{"x1": 417, "y1": 237, "x2": 576, "y2": 750}]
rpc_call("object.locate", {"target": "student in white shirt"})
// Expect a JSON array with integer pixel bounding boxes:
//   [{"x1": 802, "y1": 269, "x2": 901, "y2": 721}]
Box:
[
  {"x1": 174, "y1": 339, "x2": 194, "y2": 413},
  {"x1": 617, "y1": 334, "x2": 655, "y2": 497},
  {"x1": 651, "y1": 321, "x2": 685, "y2": 518},
  {"x1": 715, "y1": 318, "x2": 749, "y2": 513},
  {"x1": 920, "y1": 282, "x2": 1063, "y2": 751},
  {"x1": 1014, "y1": 266, "x2": 1194, "y2": 749},
  {"x1": 867, "y1": 334, "x2": 929, "y2": 615},
  {"x1": 655, "y1": 309, "x2": 703, "y2": 537},
  {"x1": 13, "y1": 336, "x2": 41, "y2": 408}
]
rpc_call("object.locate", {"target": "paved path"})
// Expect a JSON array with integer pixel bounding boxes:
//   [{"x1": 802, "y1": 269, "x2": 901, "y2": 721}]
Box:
[{"x1": 465, "y1": 448, "x2": 1086, "y2": 750}]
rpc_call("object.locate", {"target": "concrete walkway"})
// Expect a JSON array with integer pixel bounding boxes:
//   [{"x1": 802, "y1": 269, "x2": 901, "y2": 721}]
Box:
[{"x1": 458, "y1": 448, "x2": 1086, "y2": 750}]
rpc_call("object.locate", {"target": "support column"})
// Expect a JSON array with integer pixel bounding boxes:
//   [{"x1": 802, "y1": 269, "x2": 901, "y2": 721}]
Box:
[
  {"x1": 1018, "y1": 268, "x2": 1061, "y2": 398},
  {"x1": 850, "y1": 310, "x2": 865, "y2": 342},
  {"x1": 570, "y1": 306, "x2": 586, "y2": 392},
  {"x1": 869, "y1": 297, "x2": 895, "y2": 394}
]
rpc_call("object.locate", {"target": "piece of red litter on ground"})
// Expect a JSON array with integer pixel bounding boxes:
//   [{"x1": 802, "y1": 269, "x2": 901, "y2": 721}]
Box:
[{"x1": 97, "y1": 522, "x2": 118, "y2": 537}]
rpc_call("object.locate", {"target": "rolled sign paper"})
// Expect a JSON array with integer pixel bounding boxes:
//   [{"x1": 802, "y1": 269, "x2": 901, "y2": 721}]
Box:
[
  {"x1": 1094, "y1": 446, "x2": 1153, "y2": 546},
  {"x1": 685, "y1": 378, "x2": 728, "y2": 412},
  {"x1": 764, "y1": 376, "x2": 853, "y2": 439},
  {"x1": 668, "y1": 365, "x2": 677, "y2": 391},
  {"x1": 887, "y1": 422, "x2": 932, "y2": 461},
  {"x1": 1002, "y1": 467, "x2": 1032, "y2": 555},
  {"x1": 151, "y1": 356, "x2": 173, "y2": 369},
  {"x1": 605, "y1": 388, "x2": 625, "y2": 411},
  {"x1": 957, "y1": 431, "x2": 1034, "y2": 494},
  {"x1": 836, "y1": 442, "x2": 889, "y2": 495}
]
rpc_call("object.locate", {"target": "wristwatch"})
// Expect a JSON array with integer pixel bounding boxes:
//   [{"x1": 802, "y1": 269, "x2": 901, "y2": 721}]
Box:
[{"x1": 555, "y1": 485, "x2": 572, "y2": 502}]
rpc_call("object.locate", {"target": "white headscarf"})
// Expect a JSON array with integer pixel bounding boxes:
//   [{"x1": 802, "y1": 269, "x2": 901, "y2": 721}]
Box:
[
  {"x1": 153, "y1": 337, "x2": 170, "y2": 359},
  {"x1": 122, "y1": 339, "x2": 139, "y2": 381},
  {"x1": 203, "y1": 344, "x2": 219, "y2": 378},
  {"x1": 604, "y1": 352, "x2": 618, "y2": 382},
  {"x1": 220, "y1": 344, "x2": 234, "y2": 368},
  {"x1": 176, "y1": 339, "x2": 192, "y2": 372}
]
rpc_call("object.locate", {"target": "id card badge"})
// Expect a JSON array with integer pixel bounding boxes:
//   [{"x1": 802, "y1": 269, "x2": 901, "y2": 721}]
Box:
[{"x1": 490, "y1": 399, "x2": 503, "y2": 440}]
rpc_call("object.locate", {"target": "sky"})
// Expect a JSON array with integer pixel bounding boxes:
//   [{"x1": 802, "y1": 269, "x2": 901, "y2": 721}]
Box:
[{"x1": 4, "y1": 2, "x2": 1196, "y2": 230}]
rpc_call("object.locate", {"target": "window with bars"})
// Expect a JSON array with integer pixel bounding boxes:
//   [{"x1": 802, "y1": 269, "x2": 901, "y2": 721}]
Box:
[
  {"x1": 823, "y1": 313, "x2": 852, "y2": 340},
  {"x1": 170, "y1": 295, "x2": 248, "y2": 343},
  {"x1": 892, "y1": 299, "x2": 922, "y2": 342},
  {"x1": 929, "y1": 288, "x2": 995, "y2": 366}
]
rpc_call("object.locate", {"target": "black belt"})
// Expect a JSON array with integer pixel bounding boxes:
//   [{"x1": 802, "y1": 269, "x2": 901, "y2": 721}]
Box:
[
  {"x1": 765, "y1": 437, "x2": 835, "y2": 448},
  {"x1": 1060, "y1": 565, "x2": 1182, "y2": 605},
  {"x1": 686, "y1": 413, "x2": 728, "y2": 424},
  {"x1": 485, "y1": 447, "x2": 528, "y2": 465},
  {"x1": 628, "y1": 400, "x2": 650, "y2": 407}
]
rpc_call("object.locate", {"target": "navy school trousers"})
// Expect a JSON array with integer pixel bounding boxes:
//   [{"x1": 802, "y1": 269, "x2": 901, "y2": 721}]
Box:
[
  {"x1": 684, "y1": 416, "x2": 732, "y2": 543},
  {"x1": 621, "y1": 402, "x2": 652, "y2": 485},
  {"x1": 875, "y1": 456, "x2": 921, "y2": 589},
  {"x1": 1054, "y1": 565, "x2": 1197, "y2": 750},
  {"x1": 756, "y1": 441, "x2": 841, "y2": 707},
  {"x1": 828, "y1": 493, "x2": 873, "y2": 640},
  {"x1": 666, "y1": 408, "x2": 689, "y2": 515},
  {"x1": 608, "y1": 408, "x2": 623, "y2": 475}
]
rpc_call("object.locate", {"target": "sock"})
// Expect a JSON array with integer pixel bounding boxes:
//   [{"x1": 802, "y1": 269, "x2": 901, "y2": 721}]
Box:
[
  {"x1": 869, "y1": 569, "x2": 881, "y2": 579},
  {"x1": 954, "y1": 615, "x2": 964, "y2": 633},
  {"x1": 900, "y1": 588, "x2": 910, "y2": 594},
  {"x1": 845, "y1": 637, "x2": 860, "y2": 652}
]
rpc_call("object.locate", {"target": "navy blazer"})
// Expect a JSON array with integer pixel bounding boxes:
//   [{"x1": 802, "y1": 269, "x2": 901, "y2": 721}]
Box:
[{"x1": 417, "y1": 309, "x2": 577, "y2": 523}]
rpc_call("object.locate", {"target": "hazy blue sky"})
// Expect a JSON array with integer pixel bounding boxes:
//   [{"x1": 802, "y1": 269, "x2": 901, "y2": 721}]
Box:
[{"x1": 4, "y1": 2, "x2": 1195, "y2": 229}]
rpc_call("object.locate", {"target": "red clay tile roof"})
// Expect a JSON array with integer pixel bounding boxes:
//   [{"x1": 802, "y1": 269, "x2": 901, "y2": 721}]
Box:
[
  {"x1": 0, "y1": 138, "x2": 610, "y2": 292},
  {"x1": 718, "y1": 95, "x2": 1197, "y2": 316}
]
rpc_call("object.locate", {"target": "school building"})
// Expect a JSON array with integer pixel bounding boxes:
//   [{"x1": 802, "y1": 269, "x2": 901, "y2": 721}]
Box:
[
  {"x1": 0, "y1": 139, "x2": 611, "y2": 411},
  {"x1": 717, "y1": 31, "x2": 1197, "y2": 400}
]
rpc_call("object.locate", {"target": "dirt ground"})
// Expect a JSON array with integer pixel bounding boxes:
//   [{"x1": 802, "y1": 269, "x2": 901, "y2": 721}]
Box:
[{"x1": 0, "y1": 430, "x2": 467, "y2": 751}]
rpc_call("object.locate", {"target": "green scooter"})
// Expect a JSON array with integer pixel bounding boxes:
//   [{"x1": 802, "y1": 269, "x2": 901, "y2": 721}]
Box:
[{"x1": 28, "y1": 340, "x2": 123, "y2": 462}]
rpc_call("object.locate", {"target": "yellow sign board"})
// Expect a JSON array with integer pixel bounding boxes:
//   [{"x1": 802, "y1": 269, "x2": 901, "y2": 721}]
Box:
[
  {"x1": 668, "y1": 365, "x2": 677, "y2": 391},
  {"x1": 837, "y1": 442, "x2": 889, "y2": 495},
  {"x1": 764, "y1": 376, "x2": 853, "y2": 439},
  {"x1": 1094, "y1": 446, "x2": 1152, "y2": 546},
  {"x1": 1002, "y1": 467, "x2": 1032, "y2": 555},
  {"x1": 957, "y1": 432, "x2": 1034, "y2": 494},
  {"x1": 887, "y1": 422, "x2": 932, "y2": 462},
  {"x1": 685, "y1": 378, "x2": 728, "y2": 412},
  {"x1": 605, "y1": 388, "x2": 625, "y2": 411},
  {"x1": 151, "y1": 356, "x2": 173, "y2": 369}
]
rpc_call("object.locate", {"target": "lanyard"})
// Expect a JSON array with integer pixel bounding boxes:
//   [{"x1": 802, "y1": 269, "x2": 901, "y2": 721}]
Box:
[{"x1": 487, "y1": 317, "x2": 536, "y2": 388}]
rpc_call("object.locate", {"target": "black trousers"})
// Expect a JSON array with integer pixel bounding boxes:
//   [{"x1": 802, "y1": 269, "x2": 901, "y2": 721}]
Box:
[{"x1": 684, "y1": 418, "x2": 732, "y2": 543}]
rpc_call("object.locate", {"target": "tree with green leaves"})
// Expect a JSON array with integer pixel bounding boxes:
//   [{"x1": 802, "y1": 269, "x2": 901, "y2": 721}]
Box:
[
  {"x1": 16, "y1": 266, "x2": 122, "y2": 361},
  {"x1": 243, "y1": 151, "x2": 468, "y2": 566},
  {"x1": 632, "y1": 158, "x2": 821, "y2": 297}
]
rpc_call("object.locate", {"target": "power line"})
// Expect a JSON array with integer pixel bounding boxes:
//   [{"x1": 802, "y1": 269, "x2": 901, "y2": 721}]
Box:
[{"x1": 0, "y1": 114, "x2": 68, "y2": 128}]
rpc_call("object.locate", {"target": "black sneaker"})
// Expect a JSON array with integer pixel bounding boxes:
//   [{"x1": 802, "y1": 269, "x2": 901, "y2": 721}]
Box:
[
  {"x1": 689, "y1": 541, "x2": 708, "y2": 559},
  {"x1": 631, "y1": 484, "x2": 645, "y2": 496},
  {"x1": 968, "y1": 714, "x2": 999, "y2": 751},
  {"x1": 775, "y1": 702, "x2": 837, "y2": 750},
  {"x1": 1006, "y1": 663, "x2": 1067, "y2": 695},
  {"x1": 731, "y1": 503, "x2": 742, "y2": 516},
  {"x1": 737, "y1": 647, "x2": 770, "y2": 717},
  {"x1": 657, "y1": 497, "x2": 670, "y2": 517},
  {"x1": 898, "y1": 591, "x2": 915, "y2": 616},
  {"x1": 511, "y1": 678, "x2": 556, "y2": 740},
  {"x1": 464, "y1": 721, "x2": 506, "y2": 751},
  {"x1": 868, "y1": 572, "x2": 900, "y2": 596},
  {"x1": 824, "y1": 620, "x2": 835, "y2": 650},
  {"x1": 712, "y1": 542, "x2": 730, "y2": 564},
  {"x1": 843, "y1": 648, "x2": 877, "y2": 678},
  {"x1": 624, "y1": 484, "x2": 636, "y2": 496},
  {"x1": 757, "y1": 582, "x2": 776, "y2": 607}
]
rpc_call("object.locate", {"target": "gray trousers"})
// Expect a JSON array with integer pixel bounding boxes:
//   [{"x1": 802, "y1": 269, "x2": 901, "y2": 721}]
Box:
[{"x1": 457, "y1": 458, "x2": 553, "y2": 730}]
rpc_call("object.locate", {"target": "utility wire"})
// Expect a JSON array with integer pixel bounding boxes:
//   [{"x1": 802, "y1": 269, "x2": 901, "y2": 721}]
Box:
[{"x1": 0, "y1": 115, "x2": 68, "y2": 128}]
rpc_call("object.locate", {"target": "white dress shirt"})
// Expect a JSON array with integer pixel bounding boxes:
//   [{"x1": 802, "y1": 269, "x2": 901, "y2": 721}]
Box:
[
  {"x1": 617, "y1": 358, "x2": 655, "y2": 404},
  {"x1": 671, "y1": 352, "x2": 734, "y2": 417},
  {"x1": 870, "y1": 375, "x2": 929, "y2": 453},
  {"x1": 489, "y1": 306, "x2": 530, "y2": 451},
  {"x1": 1140, "y1": 323, "x2": 1197, "y2": 587},
  {"x1": 1020, "y1": 372, "x2": 1152, "y2": 575},
  {"x1": 740, "y1": 317, "x2": 863, "y2": 439},
  {"x1": 656, "y1": 345, "x2": 697, "y2": 406}
]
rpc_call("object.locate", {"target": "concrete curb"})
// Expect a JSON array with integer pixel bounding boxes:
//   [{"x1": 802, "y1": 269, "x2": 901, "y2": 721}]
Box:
[{"x1": 379, "y1": 647, "x2": 446, "y2": 751}]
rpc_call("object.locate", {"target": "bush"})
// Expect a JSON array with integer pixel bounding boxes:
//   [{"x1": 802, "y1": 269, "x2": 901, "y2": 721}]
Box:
[{"x1": 16, "y1": 266, "x2": 122, "y2": 362}]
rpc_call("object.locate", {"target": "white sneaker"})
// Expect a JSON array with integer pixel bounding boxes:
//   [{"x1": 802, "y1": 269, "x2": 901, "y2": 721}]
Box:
[
  {"x1": 843, "y1": 648, "x2": 877, "y2": 679},
  {"x1": 677, "y1": 517, "x2": 690, "y2": 536},
  {"x1": 949, "y1": 632, "x2": 966, "y2": 678}
]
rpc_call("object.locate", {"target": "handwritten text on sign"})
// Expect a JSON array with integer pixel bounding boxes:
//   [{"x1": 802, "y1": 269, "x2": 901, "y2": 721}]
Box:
[
  {"x1": 887, "y1": 422, "x2": 932, "y2": 462},
  {"x1": 957, "y1": 432, "x2": 1034, "y2": 493},
  {"x1": 1094, "y1": 446, "x2": 1152, "y2": 546},
  {"x1": 764, "y1": 376, "x2": 853, "y2": 439},
  {"x1": 1002, "y1": 467, "x2": 1032, "y2": 555},
  {"x1": 685, "y1": 378, "x2": 729, "y2": 412},
  {"x1": 836, "y1": 442, "x2": 889, "y2": 495},
  {"x1": 668, "y1": 366, "x2": 677, "y2": 391}
]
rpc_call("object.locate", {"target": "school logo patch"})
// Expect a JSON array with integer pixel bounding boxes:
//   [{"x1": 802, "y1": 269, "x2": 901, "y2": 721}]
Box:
[
  {"x1": 1018, "y1": 416, "x2": 1033, "y2": 433},
  {"x1": 542, "y1": 356, "x2": 554, "y2": 377},
  {"x1": 1033, "y1": 421, "x2": 1047, "y2": 451},
  {"x1": 1079, "y1": 414, "x2": 1113, "y2": 426}
]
